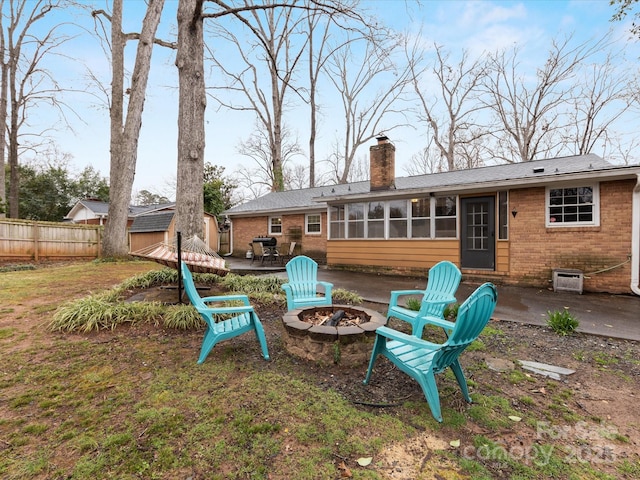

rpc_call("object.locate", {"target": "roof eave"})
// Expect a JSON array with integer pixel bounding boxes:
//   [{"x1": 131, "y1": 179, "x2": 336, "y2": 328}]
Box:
[
  {"x1": 318, "y1": 168, "x2": 640, "y2": 202},
  {"x1": 226, "y1": 205, "x2": 327, "y2": 217}
]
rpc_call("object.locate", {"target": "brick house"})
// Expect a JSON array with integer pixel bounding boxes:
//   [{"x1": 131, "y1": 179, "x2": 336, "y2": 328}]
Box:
[{"x1": 225, "y1": 137, "x2": 640, "y2": 295}]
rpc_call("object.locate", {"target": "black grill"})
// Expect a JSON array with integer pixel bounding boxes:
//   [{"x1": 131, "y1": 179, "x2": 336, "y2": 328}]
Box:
[{"x1": 252, "y1": 236, "x2": 277, "y2": 247}]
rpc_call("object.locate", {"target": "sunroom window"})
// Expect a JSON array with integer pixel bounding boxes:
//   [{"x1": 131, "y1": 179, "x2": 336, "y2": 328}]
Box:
[
  {"x1": 347, "y1": 203, "x2": 365, "y2": 238},
  {"x1": 367, "y1": 201, "x2": 385, "y2": 238},
  {"x1": 389, "y1": 200, "x2": 408, "y2": 238},
  {"x1": 330, "y1": 206, "x2": 345, "y2": 239},
  {"x1": 434, "y1": 196, "x2": 457, "y2": 238},
  {"x1": 410, "y1": 197, "x2": 430, "y2": 238}
]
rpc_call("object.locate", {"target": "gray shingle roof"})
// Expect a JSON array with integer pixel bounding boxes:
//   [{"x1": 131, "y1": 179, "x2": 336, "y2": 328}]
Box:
[
  {"x1": 396, "y1": 154, "x2": 614, "y2": 190},
  {"x1": 75, "y1": 200, "x2": 176, "y2": 217},
  {"x1": 129, "y1": 212, "x2": 175, "y2": 233},
  {"x1": 226, "y1": 154, "x2": 636, "y2": 216},
  {"x1": 225, "y1": 182, "x2": 370, "y2": 215}
]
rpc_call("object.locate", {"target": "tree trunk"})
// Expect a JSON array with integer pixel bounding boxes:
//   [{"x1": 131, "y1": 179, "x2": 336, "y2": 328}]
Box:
[
  {"x1": 102, "y1": 0, "x2": 165, "y2": 257},
  {"x1": 175, "y1": 0, "x2": 205, "y2": 240},
  {"x1": 8, "y1": 41, "x2": 18, "y2": 218},
  {"x1": 0, "y1": 26, "x2": 7, "y2": 218}
]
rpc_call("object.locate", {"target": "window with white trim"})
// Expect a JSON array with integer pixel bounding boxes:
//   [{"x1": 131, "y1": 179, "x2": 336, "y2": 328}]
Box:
[
  {"x1": 306, "y1": 213, "x2": 321, "y2": 234},
  {"x1": 328, "y1": 196, "x2": 460, "y2": 239},
  {"x1": 434, "y1": 196, "x2": 457, "y2": 238},
  {"x1": 367, "y1": 201, "x2": 385, "y2": 238},
  {"x1": 348, "y1": 203, "x2": 365, "y2": 238},
  {"x1": 410, "y1": 197, "x2": 430, "y2": 238},
  {"x1": 389, "y1": 200, "x2": 408, "y2": 238},
  {"x1": 269, "y1": 216, "x2": 282, "y2": 235},
  {"x1": 330, "y1": 206, "x2": 345, "y2": 239},
  {"x1": 547, "y1": 184, "x2": 599, "y2": 226}
]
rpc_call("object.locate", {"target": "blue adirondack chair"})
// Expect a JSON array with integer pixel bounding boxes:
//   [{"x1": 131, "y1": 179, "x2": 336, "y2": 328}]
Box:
[
  {"x1": 386, "y1": 260, "x2": 462, "y2": 337},
  {"x1": 281, "y1": 255, "x2": 333, "y2": 311},
  {"x1": 180, "y1": 261, "x2": 270, "y2": 364},
  {"x1": 365, "y1": 282, "x2": 497, "y2": 422}
]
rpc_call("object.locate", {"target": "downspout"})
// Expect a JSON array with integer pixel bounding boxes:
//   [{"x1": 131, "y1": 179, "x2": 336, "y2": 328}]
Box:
[{"x1": 631, "y1": 173, "x2": 640, "y2": 296}]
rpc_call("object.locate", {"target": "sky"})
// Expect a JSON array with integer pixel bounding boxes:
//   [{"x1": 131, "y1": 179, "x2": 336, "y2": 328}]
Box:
[{"x1": 27, "y1": 0, "x2": 640, "y2": 201}]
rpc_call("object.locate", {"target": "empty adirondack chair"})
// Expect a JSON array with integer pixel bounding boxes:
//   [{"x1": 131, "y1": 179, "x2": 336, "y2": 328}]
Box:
[
  {"x1": 365, "y1": 282, "x2": 497, "y2": 422},
  {"x1": 386, "y1": 260, "x2": 462, "y2": 337},
  {"x1": 180, "y1": 261, "x2": 270, "y2": 364},
  {"x1": 281, "y1": 255, "x2": 333, "y2": 311}
]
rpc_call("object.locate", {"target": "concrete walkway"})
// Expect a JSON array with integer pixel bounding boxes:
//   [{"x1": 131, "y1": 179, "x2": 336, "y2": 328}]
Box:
[{"x1": 225, "y1": 257, "x2": 640, "y2": 342}]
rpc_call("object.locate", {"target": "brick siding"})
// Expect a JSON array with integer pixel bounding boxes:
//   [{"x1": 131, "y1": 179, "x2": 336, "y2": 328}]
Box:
[
  {"x1": 509, "y1": 179, "x2": 634, "y2": 293},
  {"x1": 231, "y1": 212, "x2": 328, "y2": 261}
]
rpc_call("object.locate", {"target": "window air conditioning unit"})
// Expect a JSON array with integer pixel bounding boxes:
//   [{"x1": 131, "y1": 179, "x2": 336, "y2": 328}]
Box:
[{"x1": 552, "y1": 269, "x2": 584, "y2": 294}]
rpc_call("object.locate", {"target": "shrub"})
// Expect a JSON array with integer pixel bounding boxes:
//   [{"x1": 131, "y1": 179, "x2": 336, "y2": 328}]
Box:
[
  {"x1": 444, "y1": 303, "x2": 459, "y2": 320},
  {"x1": 405, "y1": 298, "x2": 421, "y2": 311},
  {"x1": 546, "y1": 307, "x2": 579, "y2": 336},
  {"x1": 332, "y1": 288, "x2": 362, "y2": 305}
]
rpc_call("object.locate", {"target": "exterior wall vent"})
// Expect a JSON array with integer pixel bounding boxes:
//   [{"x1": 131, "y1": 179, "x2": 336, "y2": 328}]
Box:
[
  {"x1": 552, "y1": 269, "x2": 584, "y2": 294},
  {"x1": 533, "y1": 167, "x2": 545, "y2": 173}
]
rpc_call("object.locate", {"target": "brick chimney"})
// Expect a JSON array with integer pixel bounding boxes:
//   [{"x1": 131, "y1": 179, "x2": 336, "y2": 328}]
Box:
[{"x1": 369, "y1": 134, "x2": 395, "y2": 191}]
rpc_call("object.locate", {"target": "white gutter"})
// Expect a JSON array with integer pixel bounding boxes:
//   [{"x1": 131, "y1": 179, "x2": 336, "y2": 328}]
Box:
[{"x1": 632, "y1": 173, "x2": 640, "y2": 296}]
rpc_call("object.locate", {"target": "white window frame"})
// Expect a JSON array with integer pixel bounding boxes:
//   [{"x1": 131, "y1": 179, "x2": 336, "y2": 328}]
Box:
[
  {"x1": 347, "y1": 203, "x2": 365, "y2": 238},
  {"x1": 433, "y1": 195, "x2": 458, "y2": 239},
  {"x1": 268, "y1": 216, "x2": 282, "y2": 235},
  {"x1": 388, "y1": 199, "x2": 408, "y2": 238},
  {"x1": 546, "y1": 183, "x2": 600, "y2": 227},
  {"x1": 305, "y1": 213, "x2": 322, "y2": 235},
  {"x1": 367, "y1": 201, "x2": 386, "y2": 238},
  {"x1": 329, "y1": 205, "x2": 345, "y2": 239}
]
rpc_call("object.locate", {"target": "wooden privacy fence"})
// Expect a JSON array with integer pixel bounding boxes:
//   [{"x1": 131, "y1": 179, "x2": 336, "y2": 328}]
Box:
[{"x1": 0, "y1": 219, "x2": 102, "y2": 262}]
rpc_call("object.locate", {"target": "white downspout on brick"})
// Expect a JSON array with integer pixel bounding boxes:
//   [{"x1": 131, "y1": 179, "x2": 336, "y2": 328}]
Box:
[{"x1": 631, "y1": 173, "x2": 640, "y2": 296}]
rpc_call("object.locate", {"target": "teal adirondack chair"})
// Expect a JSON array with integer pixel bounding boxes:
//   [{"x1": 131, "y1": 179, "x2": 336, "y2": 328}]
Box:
[
  {"x1": 386, "y1": 260, "x2": 462, "y2": 337},
  {"x1": 281, "y1": 255, "x2": 333, "y2": 311},
  {"x1": 180, "y1": 262, "x2": 270, "y2": 364},
  {"x1": 365, "y1": 282, "x2": 497, "y2": 422}
]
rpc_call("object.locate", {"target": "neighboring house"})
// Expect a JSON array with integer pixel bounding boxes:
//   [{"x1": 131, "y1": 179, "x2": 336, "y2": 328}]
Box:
[
  {"x1": 225, "y1": 136, "x2": 640, "y2": 296},
  {"x1": 65, "y1": 200, "x2": 220, "y2": 253},
  {"x1": 128, "y1": 210, "x2": 220, "y2": 254},
  {"x1": 64, "y1": 199, "x2": 175, "y2": 227}
]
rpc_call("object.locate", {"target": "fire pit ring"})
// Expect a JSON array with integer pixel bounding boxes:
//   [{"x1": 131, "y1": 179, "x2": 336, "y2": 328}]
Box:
[{"x1": 281, "y1": 305, "x2": 386, "y2": 365}]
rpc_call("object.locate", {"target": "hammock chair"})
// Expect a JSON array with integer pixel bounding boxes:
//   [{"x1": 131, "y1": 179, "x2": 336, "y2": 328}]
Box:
[{"x1": 130, "y1": 235, "x2": 229, "y2": 276}]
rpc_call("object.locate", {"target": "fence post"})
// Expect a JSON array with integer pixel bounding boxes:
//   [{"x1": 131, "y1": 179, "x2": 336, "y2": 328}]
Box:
[{"x1": 34, "y1": 222, "x2": 39, "y2": 262}]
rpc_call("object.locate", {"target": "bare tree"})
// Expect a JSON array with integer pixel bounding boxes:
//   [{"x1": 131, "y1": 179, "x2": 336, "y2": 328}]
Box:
[
  {"x1": 172, "y1": 0, "x2": 366, "y2": 238},
  {"x1": 482, "y1": 34, "x2": 609, "y2": 163},
  {"x1": 303, "y1": 2, "x2": 361, "y2": 188},
  {"x1": 409, "y1": 42, "x2": 489, "y2": 171},
  {"x1": 0, "y1": 0, "x2": 76, "y2": 218},
  {"x1": 236, "y1": 125, "x2": 303, "y2": 191},
  {"x1": 92, "y1": 0, "x2": 168, "y2": 257},
  {"x1": 174, "y1": 0, "x2": 206, "y2": 240},
  {"x1": 404, "y1": 136, "x2": 445, "y2": 175},
  {"x1": 324, "y1": 136, "x2": 369, "y2": 183},
  {"x1": 231, "y1": 165, "x2": 271, "y2": 202},
  {"x1": 207, "y1": 1, "x2": 309, "y2": 192},
  {"x1": 561, "y1": 51, "x2": 633, "y2": 156},
  {"x1": 284, "y1": 162, "x2": 309, "y2": 190},
  {"x1": 305, "y1": 7, "x2": 329, "y2": 189},
  {"x1": 325, "y1": 33, "x2": 412, "y2": 183}
]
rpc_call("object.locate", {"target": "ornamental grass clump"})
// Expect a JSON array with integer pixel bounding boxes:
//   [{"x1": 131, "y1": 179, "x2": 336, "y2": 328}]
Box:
[
  {"x1": 331, "y1": 288, "x2": 363, "y2": 305},
  {"x1": 546, "y1": 307, "x2": 579, "y2": 336}
]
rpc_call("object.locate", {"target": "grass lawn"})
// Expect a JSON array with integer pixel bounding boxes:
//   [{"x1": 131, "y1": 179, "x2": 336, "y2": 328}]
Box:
[{"x1": 0, "y1": 260, "x2": 638, "y2": 479}]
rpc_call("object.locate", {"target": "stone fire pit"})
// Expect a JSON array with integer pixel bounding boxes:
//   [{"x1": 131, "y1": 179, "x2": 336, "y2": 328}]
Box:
[{"x1": 281, "y1": 305, "x2": 386, "y2": 365}]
